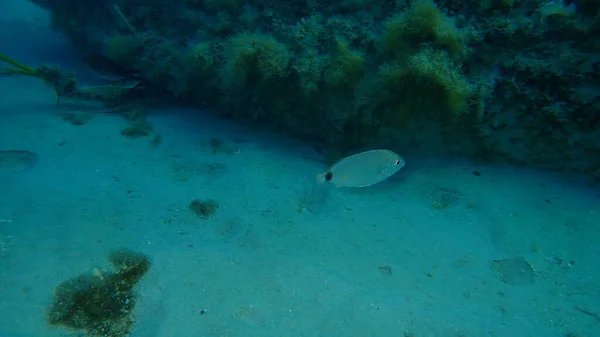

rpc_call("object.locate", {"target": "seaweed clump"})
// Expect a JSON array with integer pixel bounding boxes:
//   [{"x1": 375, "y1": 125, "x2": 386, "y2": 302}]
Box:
[
  {"x1": 1, "y1": 53, "x2": 77, "y2": 103},
  {"x1": 120, "y1": 108, "x2": 153, "y2": 138},
  {"x1": 189, "y1": 199, "x2": 219, "y2": 218},
  {"x1": 47, "y1": 249, "x2": 151, "y2": 337},
  {"x1": 375, "y1": 0, "x2": 479, "y2": 124},
  {"x1": 381, "y1": 0, "x2": 469, "y2": 56},
  {"x1": 224, "y1": 33, "x2": 291, "y2": 85}
]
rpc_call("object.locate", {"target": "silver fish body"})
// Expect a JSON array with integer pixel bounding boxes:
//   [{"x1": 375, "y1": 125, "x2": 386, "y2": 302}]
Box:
[{"x1": 318, "y1": 149, "x2": 405, "y2": 188}]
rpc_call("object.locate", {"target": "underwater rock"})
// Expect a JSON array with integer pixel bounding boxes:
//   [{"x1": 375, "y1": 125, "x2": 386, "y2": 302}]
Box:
[
  {"x1": 37, "y1": 0, "x2": 600, "y2": 175},
  {"x1": 47, "y1": 249, "x2": 151, "y2": 337}
]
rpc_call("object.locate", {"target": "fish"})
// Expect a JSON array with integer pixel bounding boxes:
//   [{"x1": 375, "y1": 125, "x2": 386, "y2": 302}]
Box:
[
  {"x1": 83, "y1": 53, "x2": 142, "y2": 83},
  {"x1": 317, "y1": 149, "x2": 405, "y2": 188}
]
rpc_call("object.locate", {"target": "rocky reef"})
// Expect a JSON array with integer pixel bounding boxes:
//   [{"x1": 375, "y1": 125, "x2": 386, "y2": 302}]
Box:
[{"x1": 28, "y1": 0, "x2": 600, "y2": 174}]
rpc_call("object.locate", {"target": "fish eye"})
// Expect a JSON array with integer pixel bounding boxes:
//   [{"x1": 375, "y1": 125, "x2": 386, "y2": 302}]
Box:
[{"x1": 394, "y1": 159, "x2": 401, "y2": 165}]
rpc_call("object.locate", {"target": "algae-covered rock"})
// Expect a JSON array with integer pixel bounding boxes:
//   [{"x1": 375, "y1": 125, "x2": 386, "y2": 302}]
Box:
[
  {"x1": 47, "y1": 249, "x2": 151, "y2": 337},
  {"x1": 30, "y1": 0, "x2": 600, "y2": 174}
]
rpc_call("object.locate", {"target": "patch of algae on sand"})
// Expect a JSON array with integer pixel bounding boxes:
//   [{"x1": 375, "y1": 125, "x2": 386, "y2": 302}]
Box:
[
  {"x1": 47, "y1": 249, "x2": 151, "y2": 337},
  {"x1": 427, "y1": 186, "x2": 462, "y2": 210},
  {"x1": 490, "y1": 257, "x2": 535, "y2": 285}
]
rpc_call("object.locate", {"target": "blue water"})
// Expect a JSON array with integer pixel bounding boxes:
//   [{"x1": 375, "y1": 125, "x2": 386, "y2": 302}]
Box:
[{"x1": 1, "y1": 1, "x2": 599, "y2": 337}]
